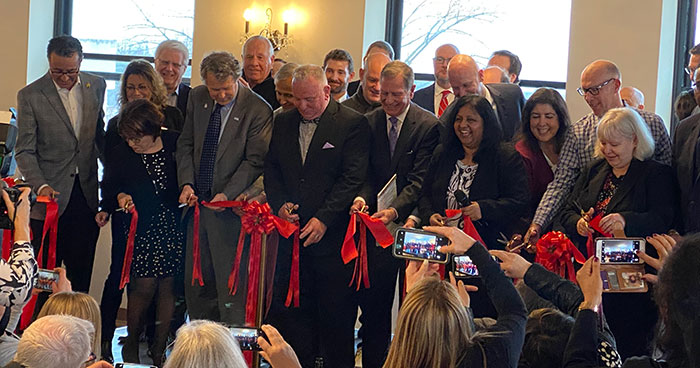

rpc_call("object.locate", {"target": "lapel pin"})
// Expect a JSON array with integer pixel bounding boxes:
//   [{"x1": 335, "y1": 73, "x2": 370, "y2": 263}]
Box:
[
  {"x1": 86, "y1": 82, "x2": 91, "y2": 89},
  {"x1": 204, "y1": 103, "x2": 208, "y2": 109}
]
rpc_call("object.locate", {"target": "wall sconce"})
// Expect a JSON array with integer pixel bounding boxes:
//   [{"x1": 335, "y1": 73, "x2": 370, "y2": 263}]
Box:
[{"x1": 241, "y1": 8, "x2": 292, "y2": 52}]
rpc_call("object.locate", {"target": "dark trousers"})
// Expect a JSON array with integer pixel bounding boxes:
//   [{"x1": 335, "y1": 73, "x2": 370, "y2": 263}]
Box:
[
  {"x1": 357, "y1": 242, "x2": 401, "y2": 368},
  {"x1": 100, "y1": 212, "x2": 128, "y2": 342},
  {"x1": 31, "y1": 177, "x2": 99, "y2": 311},
  {"x1": 184, "y1": 209, "x2": 247, "y2": 325},
  {"x1": 266, "y1": 240, "x2": 357, "y2": 368}
]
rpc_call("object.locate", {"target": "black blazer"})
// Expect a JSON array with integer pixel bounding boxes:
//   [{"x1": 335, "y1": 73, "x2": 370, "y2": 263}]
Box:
[
  {"x1": 176, "y1": 83, "x2": 191, "y2": 120},
  {"x1": 412, "y1": 82, "x2": 436, "y2": 114},
  {"x1": 100, "y1": 130, "x2": 181, "y2": 233},
  {"x1": 672, "y1": 112, "x2": 700, "y2": 233},
  {"x1": 418, "y1": 143, "x2": 529, "y2": 248},
  {"x1": 359, "y1": 103, "x2": 439, "y2": 220},
  {"x1": 485, "y1": 83, "x2": 525, "y2": 141},
  {"x1": 558, "y1": 159, "x2": 677, "y2": 248},
  {"x1": 105, "y1": 106, "x2": 184, "y2": 160},
  {"x1": 264, "y1": 100, "x2": 370, "y2": 256},
  {"x1": 347, "y1": 80, "x2": 360, "y2": 98}
]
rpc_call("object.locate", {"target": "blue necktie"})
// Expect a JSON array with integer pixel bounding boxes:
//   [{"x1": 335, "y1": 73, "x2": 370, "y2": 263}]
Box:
[
  {"x1": 389, "y1": 116, "x2": 399, "y2": 157},
  {"x1": 198, "y1": 104, "x2": 222, "y2": 198}
]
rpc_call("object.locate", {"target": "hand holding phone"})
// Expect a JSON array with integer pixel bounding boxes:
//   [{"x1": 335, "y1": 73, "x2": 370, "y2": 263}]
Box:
[
  {"x1": 34, "y1": 269, "x2": 59, "y2": 292},
  {"x1": 392, "y1": 228, "x2": 449, "y2": 263},
  {"x1": 596, "y1": 238, "x2": 645, "y2": 264},
  {"x1": 230, "y1": 326, "x2": 267, "y2": 351}
]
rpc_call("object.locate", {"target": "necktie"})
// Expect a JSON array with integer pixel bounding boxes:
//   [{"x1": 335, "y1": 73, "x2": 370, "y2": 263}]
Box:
[
  {"x1": 198, "y1": 104, "x2": 223, "y2": 199},
  {"x1": 438, "y1": 89, "x2": 451, "y2": 117},
  {"x1": 389, "y1": 116, "x2": 399, "y2": 156}
]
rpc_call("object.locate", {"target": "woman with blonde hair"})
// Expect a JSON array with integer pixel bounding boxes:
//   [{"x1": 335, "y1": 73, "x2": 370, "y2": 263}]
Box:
[
  {"x1": 36, "y1": 291, "x2": 102, "y2": 358},
  {"x1": 164, "y1": 320, "x2": 246, "y2": 368}
]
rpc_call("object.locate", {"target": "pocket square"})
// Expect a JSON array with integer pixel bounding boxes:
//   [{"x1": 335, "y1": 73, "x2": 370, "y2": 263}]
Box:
[{"x1": 322, "y1": 142, "x2": 335, "y2": 149}]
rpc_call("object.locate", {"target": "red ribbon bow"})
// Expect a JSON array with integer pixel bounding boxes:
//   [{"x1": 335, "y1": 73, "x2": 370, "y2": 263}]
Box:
[
  {"x1": 119, "y1": 207, "x2": 139, "y2": 289},
  {"x1": 535, "y1": 231, "x2": 586, "y2": 281},
  {"x1": 341, "y1": 212, "x2": 394, "y2": 290}
]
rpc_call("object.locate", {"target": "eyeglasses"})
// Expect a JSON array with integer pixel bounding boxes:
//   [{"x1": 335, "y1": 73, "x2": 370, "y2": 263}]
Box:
[
  {"x1": 50, "y1": 69, "x2": 79, "y2": 77},
  {"x1": 156, "y1": 58, "x2": 185, "y2": 70},
  {"x1": 576, "y1": 78, "x2": 615, "y2": 96},
  {"x1": 126, "y1": 85, "x2": 151, "y2": 93},
  {"x1": 433, "y1": 57, "x2": 452, "y2": 64}
]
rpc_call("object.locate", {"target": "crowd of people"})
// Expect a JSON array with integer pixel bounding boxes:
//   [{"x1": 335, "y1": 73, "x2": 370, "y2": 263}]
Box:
[{"x1": 1, "y1": 31, "x2": 700, "y2": 368}]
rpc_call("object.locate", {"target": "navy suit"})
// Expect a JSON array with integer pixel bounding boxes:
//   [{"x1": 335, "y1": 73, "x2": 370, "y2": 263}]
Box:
[{"x1": 412, "y1": 82, "x2": 436, "y2": 114}]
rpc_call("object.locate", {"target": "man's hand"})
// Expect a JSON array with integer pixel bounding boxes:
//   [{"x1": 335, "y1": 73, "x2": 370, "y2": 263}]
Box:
[
  {"x1": 576, "y1": 208, "x2": 595, "y2": 237},
  {"x1": 576, "y1": 256, "x2": 603, "y2": 307},
  {"x1": 232, "y1": 193, "x2": 247, "y2": 216},
  {"x1": 599, "y1": 213, "x2": 625, "y2": 234},
  {"x1": 349, "y1": 199, "x2": 366, "y2": 215},
  {"x1": 38, "y1": 185, "x2": 59, "y2": 199},
  {"x1": 300, "y1": 217, "x2": 327, "y2": 247},
  {"x1": 461, "y1": 202, "x2": 482, "y2": 221},
  {"x1": 490, "y1": 250, "x2": 532, "y2": 279},
  {"x1": 424, "y1": 225, "x2": 477, "y2": 255},
  {"x1": 371, "y1": 208, "x2": 398, "y2": 225},
  {"x1": 403, "y1": 218, "x2": 417, "y2": 229},
  {"x1": 51, "y1": 267, "x2": 72, "y2": 294},
  {"x1": 178, "y1": 185, "x2": 198, "y2": 207},
  {"x1": 449, "y1": 271, "x2": 478, "y2": 307},
  {"x1": 639, "y1": 234, "x2": 677, "y2": 284},
  {"x1": 278, "y1": 202, "x2": 300, "y2": 223},
  {"x1": 203, "y1": 193, "x2": 228, "y2": 212},
  {"x1": 95, "y1": 212, "x2": 109, "y2": 227},
  {"x1": 523, "y1": 223, "x2": 542, "y2": 246},
  {"x1": 258, "y1": 325, "x2": 302, "y2": 368},
  {"x1": 117, "y1": 193, "x2": 133, "y2": 211},
  {"x1": 429, "y1": 213, "x2": 446, "y2": 226},
  {"x1": 405, "y1": 260, "x2": 440, "y2": 292}
]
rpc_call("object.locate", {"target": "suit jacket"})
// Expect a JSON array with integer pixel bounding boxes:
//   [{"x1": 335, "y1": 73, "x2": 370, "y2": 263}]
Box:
[
  {"x1": 244, "y1": 72, "x2": 279, "y2": 110},
  {"x1": 672, "y1": 112, "x2": 700, "y2": 232},
  {"x1": 558, "y1": 159, "x2": 677, "y2": 247},
  {"x1": 359, "y1": 103, "x2": 439, "y2": 220},
  {"x1": 347, "y1": 80, "x2": 360, "y2": 98},
  {"x1": 342, "y1": 86, "x2": 380, "y2": 115},
  {"x1": 16, "y1": 72, "x2": 106, "y2": 219},
  {"x1": 418, "y1": 143, "x2": 529, "y2": 248},
  {"x1": 412, "y1": 82, "x2": 436, "y2": 114},
  {"x1": 264, "y1": 100, "x2": 370, "y2": 256},
  {"x1": 176, "y1": 83, "x2": 191, "y2": 120},
  {"x1": 176, "y1": 81, "x2": 272, "y2": 201}
]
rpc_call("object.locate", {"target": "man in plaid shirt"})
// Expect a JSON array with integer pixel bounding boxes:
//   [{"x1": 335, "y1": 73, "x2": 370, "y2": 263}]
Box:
[{"x1": 524, "y1": 60, "x2": 672, "y2": 243}]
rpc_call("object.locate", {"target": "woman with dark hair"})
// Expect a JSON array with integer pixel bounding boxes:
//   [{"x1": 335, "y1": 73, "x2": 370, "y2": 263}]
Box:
[
  {"x1": 515, "y1": 88, "x2": 570, "y2": 213},
  {"x1": 101, "y1": 99, "x2": 184, "y2": 366}
]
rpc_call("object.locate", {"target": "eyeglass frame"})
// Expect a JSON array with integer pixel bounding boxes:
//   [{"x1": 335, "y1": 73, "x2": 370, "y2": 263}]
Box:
[
  {"x1": 433, "y1": 56, "x2": 452, "y2": 65},
  {"x1": 49, "y1": 68, "x2": 80, "y2": 77},
  {"x1": 576, "y1": 78, "x2": 616, "y2": 96}
]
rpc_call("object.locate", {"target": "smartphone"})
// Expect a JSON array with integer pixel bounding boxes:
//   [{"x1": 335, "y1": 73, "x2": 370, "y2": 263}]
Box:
[
  {"x1": 115, "y1": 364, "x2": 157, "y2": 368},
  {"x1": 34, "y1": 269, "x2": 59, "y2": 291},
  {"x1": 452, "y1": 255, "x2": 479, "y2": 278},
  {"x1": 392, "y1": 228, "x2": 449, "y2": 264},
  {"x1": 230, "y1": 326, "x2": 264, "y2": 351},
  {"x1": 595, "y1": 238, "x2": 645, "y2": 264}
]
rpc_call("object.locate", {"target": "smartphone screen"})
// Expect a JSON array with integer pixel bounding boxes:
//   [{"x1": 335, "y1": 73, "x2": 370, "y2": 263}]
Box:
[
  {"x1": 453, "y1": 255, "x2": 479, "y2": 277},
  {"x1": 229, "y1": 327, "x2": 262, "y2": 351},
  {"x1": 596, "y1": 238, "x2": 644, "y2": 264},
  {"x1": 393, "y1": 229, "x2": 448, "y2": 263},
  {"x1": 34, "y1": 269, "x2": 59, "y2": 291}
]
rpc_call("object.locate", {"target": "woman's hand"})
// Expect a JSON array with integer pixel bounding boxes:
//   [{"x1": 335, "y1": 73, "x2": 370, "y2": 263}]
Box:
[
  {"x1": 576, "y1": 208, "x2": 595, "y2": 237},
  {"x1": 51, "y1": 267, "x2": 72, "y2": 294},
  {"x1": 258, "y1": 324, "x2": 302, "y2": 368},
  {"x1": 599, "y1": 213, "x2": 625, "y2": 234},
  {"x1": 95, "y1": 212, "x2": 109, "y2": 227},
  {"x1": 405, "y1": 260, "x2": 440, "y2": 292},
  {"x1": 461, "y1": 202, "x2": 482, "y2": 221},
  {"x1": 490, "y1": 250, "x2": 532, "y2": 279},
  {"x1": 639, "y1": 234, "x2": 677, "y2": 284},
  {"x1": 117, "y1": 193, "x2": 133, "y2": 210},
  {"x1": 448, "y1": 272, "x2": 478, "y2": 307},
  {"x1": 424, "y1": 226, "x2": 477, "y2": 255},
  {"x1": 429, "y1": 213, "x2": 446, "y2": 226},
  {"x1": 576, "y1": 256, "x2": 603, "y2": 307}
]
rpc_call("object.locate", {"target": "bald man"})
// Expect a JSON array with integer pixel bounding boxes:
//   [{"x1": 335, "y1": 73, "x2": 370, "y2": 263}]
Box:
[
  {"x1": 620, "y1": 86, "x2": 645, "y2": 110},
  {"x1": 438, "y1": 54, "x2": 525, "y2": 140},
  {"x1": 412, "y1": 44, "x2": 459, "y2": 116},
  {"x1": 242, "y1": 35, "x2": 280, "y2": 109},
  {"x1": 346, "y1": 40, "x2": 395, "y2": 97},
  {"x1": 483, "y1": 65, "x2": 510, "y2": 84},
  {"x1": 343, "y1": 52, "x2": 391, "y2": 114}
]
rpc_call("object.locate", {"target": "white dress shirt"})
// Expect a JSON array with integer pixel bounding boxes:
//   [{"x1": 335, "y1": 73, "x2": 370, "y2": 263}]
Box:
[{"x1": 433, "y1": 84, "x2": 454, "y2": 115}]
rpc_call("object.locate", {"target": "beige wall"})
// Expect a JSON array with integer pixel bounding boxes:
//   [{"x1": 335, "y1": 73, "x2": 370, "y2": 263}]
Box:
[{"x1": 0, "y1": 1, "x2": 30, "y2": 110}]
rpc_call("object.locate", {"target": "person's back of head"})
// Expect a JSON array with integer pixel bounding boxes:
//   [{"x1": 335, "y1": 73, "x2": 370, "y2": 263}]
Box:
[
  {"x1": 15, "y1": 314, "x2": 94, "y2": 368},
  {"x1": 384, "y1": 278, "x2": 473, "y2": 368},
  {"x1": 521, "y1": 308, "x2": 574, "y2": 368},
  {"x1": 37, "y1": 291, "x2": 102, "y2": 357},
  {"x1": 674, "y1": 89, "x2": 697, "y2": 121},
  {"x1": 164, "y1": 320, "x2": 246, "y2": 368}
]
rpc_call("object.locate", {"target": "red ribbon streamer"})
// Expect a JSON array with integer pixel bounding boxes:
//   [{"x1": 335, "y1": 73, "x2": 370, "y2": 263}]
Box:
[
  {"x1": 36, "y1": 196, "x2": 58, "y2": 269},
  {"x1": 444, "y1": 210, "x2": 486, "y2": 245},
  {"x1": 535, "y1": 231, "x2": 586, "y2": 281},
  {"x1": 284, "y1": 226, "x2": 301, "y2": 307},
  {"x1": 119, "y1": 207, "x2": 139, "y2": 289},
  {"x1": 341, "y1": 212, "x2": 394, "y2": 290},
  {"x1": 585, "y1": 213, "x2": 613, "y2": 258}
]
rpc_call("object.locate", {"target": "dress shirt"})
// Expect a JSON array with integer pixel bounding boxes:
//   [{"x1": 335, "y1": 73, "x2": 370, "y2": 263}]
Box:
[
  {"x1": 217, "y1": 98, "x2": 236, "y2": 142},
  {"x1": 532, "y1": 109, "x2": 672, "y2": 228},
  {"x1": 166, "y1": 88, "x2": 178, "y2": 107},
  {"x1": 433, "y1": 84, "x2": 454, "y2": 115},
  {"x1": 52, "y1": 77, "x2": 83, "y2": 140},
  {"x1": 299, "y1": 117, "x2": 319, "y2": 164},
  {"x1": 385, "y1": 104, "x2": 410, "y2": 137},
  {"x1": 337, "y1": 93, "x2": 349, "y2": 103}
]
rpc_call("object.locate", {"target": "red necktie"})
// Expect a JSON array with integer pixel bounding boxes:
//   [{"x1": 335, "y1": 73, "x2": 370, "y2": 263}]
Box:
[{"x1": 438, "y1": 89, "x2": 451, "y2": 117}]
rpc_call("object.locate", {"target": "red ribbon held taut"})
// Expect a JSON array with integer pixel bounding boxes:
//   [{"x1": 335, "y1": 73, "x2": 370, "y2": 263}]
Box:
[
  {"x1": 36, "y1": 196, "x2": 59, "y2": 269},
  {"x1": 535, "y1": 231, "x2": 586, "y2": 281},
  {"x1": 119, "y1": 207, "x2": 139, "y2": 289},
  {"x1": 585, "y1": 213, "x2": 613, "y2": 258},
  {"x1": 341, "y1": 212, "x2": 394, "y2": 290}
]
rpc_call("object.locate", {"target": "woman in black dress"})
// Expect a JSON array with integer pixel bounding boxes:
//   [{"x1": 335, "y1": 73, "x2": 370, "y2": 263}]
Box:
[{"x1": 101, "y1": 99, "x2": 184, "y2": 366}]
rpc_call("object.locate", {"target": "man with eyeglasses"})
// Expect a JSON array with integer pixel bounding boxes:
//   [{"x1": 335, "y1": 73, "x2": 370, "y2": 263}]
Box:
[
  {"x1": 16, "y1": 35, "x2": 106, "y2": 304},
  {"x1": 155, "y1": 40, "x2": 191, "y2": 119},
  {"x1": 685, "y1": 43, "x2": 700, "y2": 85},
  {"x1": 523, "y1": 59, "x2": 671, "y2": 245},
  {"x1": 412, "y1": 44, "x2": 459, "y2": 117}
]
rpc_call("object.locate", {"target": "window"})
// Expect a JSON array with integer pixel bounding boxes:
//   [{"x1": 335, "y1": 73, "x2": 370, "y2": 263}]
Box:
[
  {"x1": 62, "y1": 0, "x2": 195, "y2": 119},
  {"x1": 395, "y1": 0, "x2": 571, "y2": 98}
]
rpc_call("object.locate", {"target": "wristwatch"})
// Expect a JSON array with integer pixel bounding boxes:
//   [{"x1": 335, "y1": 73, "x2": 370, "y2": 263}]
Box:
[{"x1": 578, "y1": 300, "x2": 599, "y2": 313}]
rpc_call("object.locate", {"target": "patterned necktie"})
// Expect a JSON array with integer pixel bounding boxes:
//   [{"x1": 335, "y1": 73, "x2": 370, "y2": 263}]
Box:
[
  {"x1": 198, "y1": 103, "x2": 223, "y2": 198},
  {"x1": 389, "y1": 116, "x2": 399, "y2": 157},
  {"x1": 438, "y1": 89, "x2": 451, "y2": 117}
]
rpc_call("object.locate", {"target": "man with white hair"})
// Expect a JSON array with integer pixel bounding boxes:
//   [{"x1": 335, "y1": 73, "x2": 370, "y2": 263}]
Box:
[
  {"x1": 242, "y1": 35, "x2": 280, "y2": 109},
  {"x1": 155, "y1": 40, "x2": 191, "y2": 118}
]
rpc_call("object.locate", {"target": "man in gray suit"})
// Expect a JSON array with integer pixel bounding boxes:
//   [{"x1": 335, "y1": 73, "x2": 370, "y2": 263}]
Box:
[
  {"x1": 16, "y1": 35, "x2": 105, "y2": 295},
  {"x1": 176, "y1": 51, "x2": 272, "y2": 324}
]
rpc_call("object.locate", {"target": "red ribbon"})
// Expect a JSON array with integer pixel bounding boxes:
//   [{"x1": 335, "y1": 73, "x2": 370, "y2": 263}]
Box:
[
  {"x1": 284, "y1": 226, "x2": 301, "y2": 307},
  {"x1": 119, "y1": 207, "x2": 139, "y2": 289},
  {"x1": 341, "y1": 212, "x2": 394, "y2": 290},
  {"x1": 535, "y1": 231, "x2": 586, "y2": 281},
  {"x1": 35, "y1": 196, "x2": 58, "y2": 269},
  {"x1": 444, "y1": 210, "x2": 486, "y2": 245},
  {"x1": 585, "y1": 213, "x2": 612, "y2": 258}
]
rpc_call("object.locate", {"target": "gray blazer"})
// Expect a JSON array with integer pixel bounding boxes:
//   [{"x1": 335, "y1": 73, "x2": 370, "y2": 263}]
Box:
[
  {"x1": 176, "y1": 81, "x2": 272, "y2": 200},
  {"x1": 16, "y1": 72, "x2": 106, "y2": 219}
]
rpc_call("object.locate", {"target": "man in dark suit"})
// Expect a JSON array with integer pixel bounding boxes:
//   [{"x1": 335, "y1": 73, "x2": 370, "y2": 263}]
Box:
[
  {"x1": 441, "y1": 54, "x2": 525, "y2": 141},
  {"x1": 412, "y1": 44, "x2": 459, "y2": 117},
  {"x1": 673, "y1": 107, "x2": 700, "y2": 233},
  {"x1": 350, "y1": 61, "x2": 439, "y2": 368},
  {"x1": 241, "y1": 35, "x2": 280, "y2": 109},
  {"x1": 347, "y1": 40, "x2": 395, "y2": 97},
  {"x1": 343, "y1": 52, "x2": 391, "y2": 114},
  {"x1": 488, "y1": 50, "x2": 522, "y2": 84},
  {"x1": 264, "y1": 65, "x2": 370, "y2": 368},
  {"x1": 155, "y1": 40, "x2": 191, "y2": 119},
  {"x1": 176, "y1": 51, "x2": 272, "y2": 325},
  {"x1": 16, "y1": 35, "x2": 105, "y2": 296}
]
